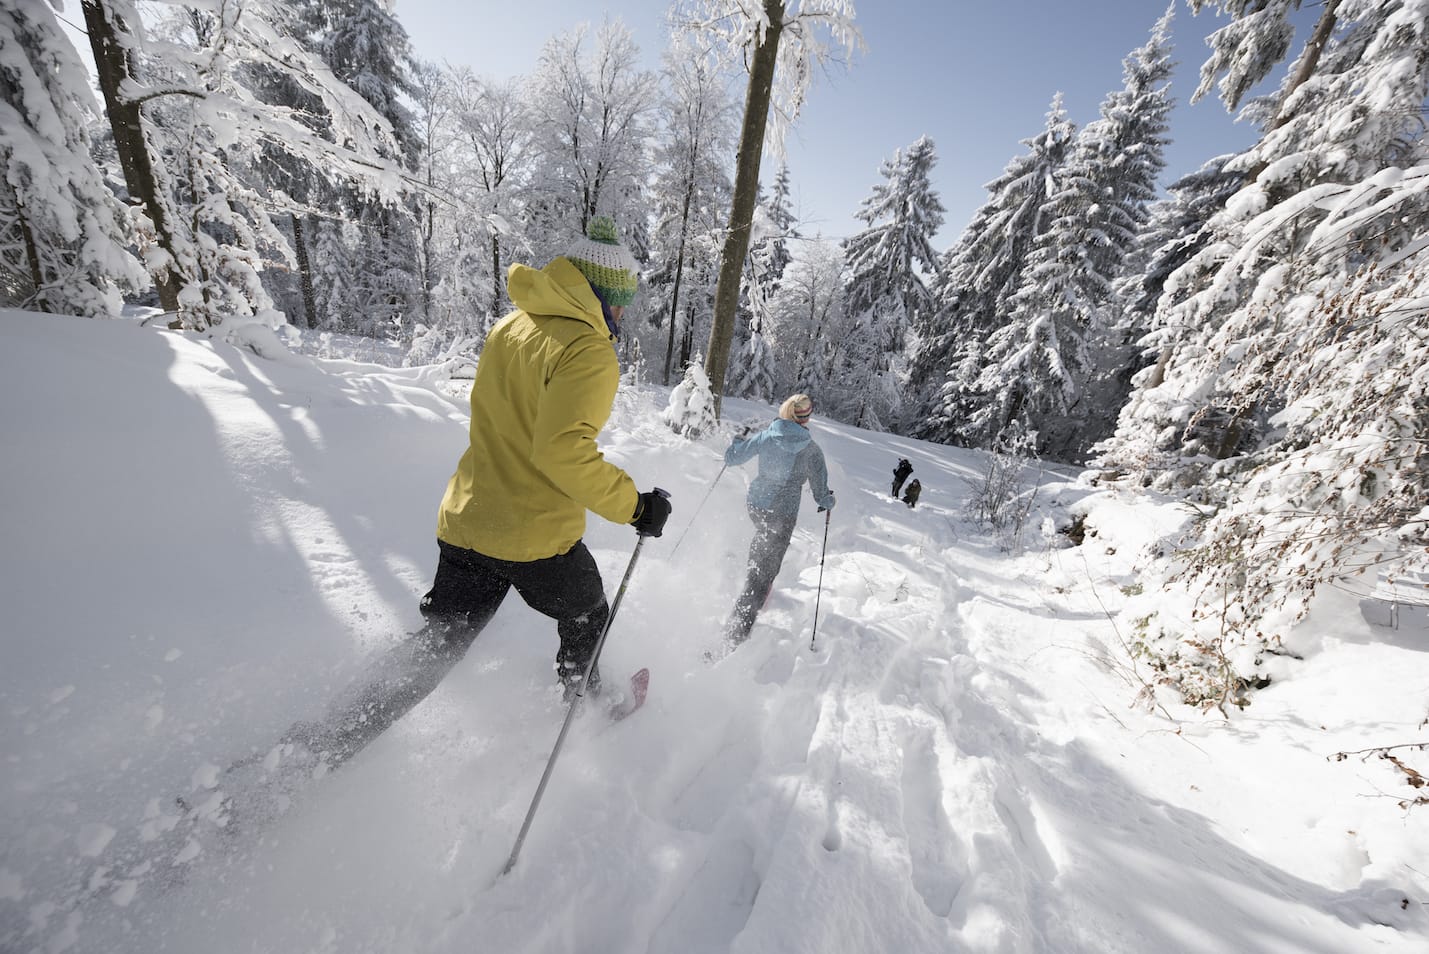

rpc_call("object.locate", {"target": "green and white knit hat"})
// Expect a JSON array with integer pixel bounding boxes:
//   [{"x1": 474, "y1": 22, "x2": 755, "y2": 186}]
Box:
[{"x1": 566, "y1": 216, "x2": 639, "y2": 308}]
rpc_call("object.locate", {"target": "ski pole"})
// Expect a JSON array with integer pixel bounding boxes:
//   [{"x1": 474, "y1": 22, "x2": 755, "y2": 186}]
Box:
[
  {"x1": 670, "y1": 464, "x2": 726, "y2": 555},
  {"x1": 501, "y1": 489, "x2": 667, "y2": 877},
  {"x1": 810, "y1": 508, "x2": 831, "y2": 651}
]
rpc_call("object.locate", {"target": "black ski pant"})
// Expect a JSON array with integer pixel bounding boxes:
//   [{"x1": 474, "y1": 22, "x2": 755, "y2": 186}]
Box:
[
  {"x1": 724, "y1": 508, "x2": 798, "y2": 646},
  {"x1": 289, "y1": 539, "x2": 609, "y2": 767}
]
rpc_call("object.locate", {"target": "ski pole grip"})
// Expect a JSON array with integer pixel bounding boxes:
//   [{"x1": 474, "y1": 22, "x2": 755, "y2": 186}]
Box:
[{"x1": 632, "y1": 487, "x2": 673, "y2": 539}]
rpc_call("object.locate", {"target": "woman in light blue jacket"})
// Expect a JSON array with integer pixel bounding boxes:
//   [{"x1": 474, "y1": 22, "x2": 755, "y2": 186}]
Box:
[{"x1": 722, "y1": 393, "x2": 835, "y2": 646}]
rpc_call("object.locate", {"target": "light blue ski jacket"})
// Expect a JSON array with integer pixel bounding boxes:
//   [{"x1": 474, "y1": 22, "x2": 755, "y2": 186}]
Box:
[{"x1": 724, "y1": 418, "x2": 835, "y2": 517}]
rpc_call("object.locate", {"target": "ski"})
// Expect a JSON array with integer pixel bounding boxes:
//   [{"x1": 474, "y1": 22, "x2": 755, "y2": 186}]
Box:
[{"x1": 609, "y1": 667, "x2": 649, "y2": 722}]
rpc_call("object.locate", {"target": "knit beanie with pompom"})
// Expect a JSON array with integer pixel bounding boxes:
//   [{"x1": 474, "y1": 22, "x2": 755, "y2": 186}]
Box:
[{"x1": 565, "y1": 216, "x2": 639, "y2": 307}]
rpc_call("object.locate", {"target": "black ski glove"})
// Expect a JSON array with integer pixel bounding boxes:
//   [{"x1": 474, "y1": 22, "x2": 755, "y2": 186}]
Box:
[{"x1": 632, "y1": 490, "x2": 672, "y2": 537}]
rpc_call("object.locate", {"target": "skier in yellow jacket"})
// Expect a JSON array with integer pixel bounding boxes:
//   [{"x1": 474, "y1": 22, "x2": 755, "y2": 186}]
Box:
[{"x1": 287, "y1": 218, "x2": 671, "y2": 769}]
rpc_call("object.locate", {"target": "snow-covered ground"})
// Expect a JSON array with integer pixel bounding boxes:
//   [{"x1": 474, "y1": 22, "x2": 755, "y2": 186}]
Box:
[{"x1": 2, "y1": 309, "x2": 1425, "y2": 954}]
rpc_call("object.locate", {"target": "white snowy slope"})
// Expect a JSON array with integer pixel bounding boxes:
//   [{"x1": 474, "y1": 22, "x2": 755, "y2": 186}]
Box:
[{"x1": 1, "y1": 309, "x2": 1426, "y2": 954}]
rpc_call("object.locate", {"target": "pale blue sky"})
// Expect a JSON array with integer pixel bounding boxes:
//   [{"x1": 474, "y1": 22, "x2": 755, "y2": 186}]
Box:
[{"x1": 399, "y1": 0, "x2": 1315, "y2": 248}]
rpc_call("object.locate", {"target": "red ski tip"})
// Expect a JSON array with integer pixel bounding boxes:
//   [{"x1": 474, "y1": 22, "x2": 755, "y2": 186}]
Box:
[{"x1": 611, "y1": 668, "x2": 649, "y2": 722}]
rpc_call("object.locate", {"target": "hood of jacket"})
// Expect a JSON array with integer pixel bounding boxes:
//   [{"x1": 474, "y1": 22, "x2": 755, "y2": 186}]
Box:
[
  {"x1": 764, "y1": 417, "x2": 812, "y2": 449},
  {"x1": 506, "y1": 257, "x2": 607, "y2": 334}
]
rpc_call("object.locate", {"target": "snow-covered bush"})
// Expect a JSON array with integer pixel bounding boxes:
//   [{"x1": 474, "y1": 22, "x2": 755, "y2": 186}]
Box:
[
  {"x1": 1125, "y1": 262, "x2": 1429, "y2": 712},
  {"x1": 620, "y1": 336, "x2": 648, "y2": 391},
  {"x1": 967, "y1": 422, "x2": 1041, "y2": 552},
  {"x1": 404, "y1": 324, "x2": 479, "y2": 370},
  {"x1": 663, "y1": 357, "x2": 718, "y2": 439},
  {"x1": 1091, "y1": 0, "x2": 1429, "y2": 709},
  {"x1": 611, "y1": 337, "x2": 650, "y2": 420}
]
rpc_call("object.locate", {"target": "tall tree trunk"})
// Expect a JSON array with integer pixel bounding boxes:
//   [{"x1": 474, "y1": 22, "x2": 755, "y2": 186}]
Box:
[
  {"x1": 80, "y1": 0, "x2": 182, "y2": 316},
  {"x1": 421, "y1": 198, "x2": 435, "y2": 324},
  {"x1": 795, "y1": 294, "x2": 820, "y2": 388},
  {"x1": 680, "y1": 308, "x2": 694, "y2": 370},
  {"x1": 1244, "y1": 0, "x2": 1342, "y2": 182},
  {"x1": 1145, "y1": 345, "x2": 1173, "y2": 390},
  {"x1": 1271, "y1": 0, "x2": 1341, "y2": 134},
  {"x1": 292, "y1": 213, "x2": 318, "y2": 329},
  {"x1": 1155, "y1": 0, "x2": 1342, "y2": 387},
  {"x1": 7, "y1": 179, "x2": 46, "y2": 310},
  {"x1": 491, "y1": 233, "x2": 504, "y2": 318},
  {"x1": 663, "y1": 180, "x2": 695, "y2": 385},
  {"x1": 703, "y1": 0, "x2": 784, "y2": 418}
]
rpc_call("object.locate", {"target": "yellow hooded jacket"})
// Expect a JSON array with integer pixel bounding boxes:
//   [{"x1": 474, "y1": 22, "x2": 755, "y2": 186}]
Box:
[{"x1": 436, "y1": 257, "x2": 639, "y2": 561}]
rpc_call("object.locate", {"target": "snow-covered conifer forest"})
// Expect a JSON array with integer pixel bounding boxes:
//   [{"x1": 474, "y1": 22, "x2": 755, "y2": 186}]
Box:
[{"x1": 2, "y1": 1, "x2": 1427, "y2": 950}]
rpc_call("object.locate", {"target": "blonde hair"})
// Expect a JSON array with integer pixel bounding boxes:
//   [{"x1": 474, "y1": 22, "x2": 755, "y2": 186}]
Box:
[{"x1": 778, "y1": 393, "x2": 813, "y2": 422}]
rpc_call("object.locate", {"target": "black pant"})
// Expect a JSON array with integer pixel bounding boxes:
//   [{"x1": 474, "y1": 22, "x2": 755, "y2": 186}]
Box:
[
  {"x1": 420, "y1": 539, "x2": 609, "y2": 671},
  {"x1": 290, "y1": 540, "x2": 608, "y2": 767},
  {"x1": 893, "y1": 468, "x2": 912, "y2": 496},
  {"x1": 724, "y1": 508, "x2": 797, "y2": 646}
]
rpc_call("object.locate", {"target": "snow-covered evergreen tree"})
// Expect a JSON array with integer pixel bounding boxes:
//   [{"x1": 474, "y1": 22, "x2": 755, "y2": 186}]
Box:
[
  {"x1": 843, "y1": 135, "x2": 944, "y2": 356},
  {"x1": 727, "y1": 318, "x2": 778, "y2": 402},
  {"x1": 913, "y1": 94, "x2": 1076, "y2": 445},
  {"x1": 1188, "y1": 0, "x2": 1304, "y2": 114},
  {"x1": 1094, "y1": 0, "x2": 1429, "y2": 705},
  {"x1": 758, "y1": 163, "x2": 798, "y2": 295},
  {"x1": 663, "y1": 355, "x2": 719, "y2": 439},
  {"x1": 238, "y1": 0, "x2": 326, "y2": 329},
  {"x1": 971, "y1": 9, "x2": 1174, "y2": 460},
  {"x1": 1081, "y1": 3, "x2": 1176, "y2": 296},
  {"x1": 1070, "y1": 4, "x2": 1179, "y2": 453},
  {"x1": 724, "y1": 164, "x2": 800, "y2": 399},
  {"x1": 1099, "y1": 0, "x2": 1429, "y2": 482},
  {"x1": 970, "y1": 229, "x2": 1088, "y2": 457},
  {"x1": 763, "y1": 236, "x2": 845, "y2": 399},
  {"x1": 317, "y1": 0, "x2": 419, "y2": 162},
  {"x1": 1113, "y1": 153, "x2": 1244, "y2": 347},
  {"x1": 837, "y1": 135, "x2": 944, "y2": 430},
  {"x1": 0, "y1": 0, "x2": 144, "y2": 315},
  {"x1": 311, "y1": 0, "x2": 422, "y2": 338},
  {"x1": 726, "y1": 203, "x2": 787, "y2": 400},
  {"x1": 1091, "y1": 155, "x2": 1243, "y2": 448},
  {"x1": 311, "y1": 218, "x2": 358, "y2": 333}
]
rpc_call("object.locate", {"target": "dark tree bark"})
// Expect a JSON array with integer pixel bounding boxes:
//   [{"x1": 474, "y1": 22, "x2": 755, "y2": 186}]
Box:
[
  {"x1": 1239, "y1": 0, "x2": 1343, "y2": 184},
  {"x1": 1271, "y1": 0, "x2": 1342, "y2": 134},
  {"x1": 292, "y1": 213, "x2": 318, "y2": 329},
  {"x1": 491, "y1": 233, "x2": 504, "y2": 318},
  {"x1": 663, "y1": 183, "x2": 694, "y2": 385},
  {"x1": 80, "y1": 0, "x2": 183, "y2": 316},
  {"x1": 703, "y1": 0, "x2": 784, "y2": 418},
  {"x1": 6, "y1": 179, "x2": 45, "y2": 310}
]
